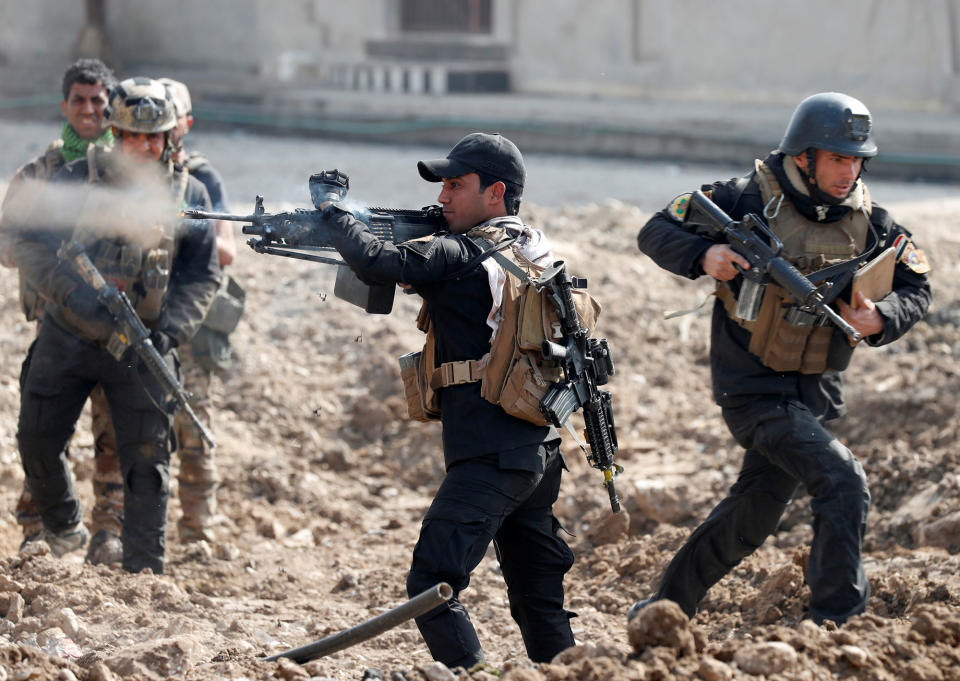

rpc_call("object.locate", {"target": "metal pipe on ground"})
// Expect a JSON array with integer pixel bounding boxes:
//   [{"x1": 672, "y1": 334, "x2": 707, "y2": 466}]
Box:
[{"x1": 261, "y1": 582, "x2": 453, "y2": 664}]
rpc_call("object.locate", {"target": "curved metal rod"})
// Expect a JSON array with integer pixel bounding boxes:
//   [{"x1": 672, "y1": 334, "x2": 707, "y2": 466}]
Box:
[{"x1": 262, "y1": 582, "x2": 453, "y2": 664}]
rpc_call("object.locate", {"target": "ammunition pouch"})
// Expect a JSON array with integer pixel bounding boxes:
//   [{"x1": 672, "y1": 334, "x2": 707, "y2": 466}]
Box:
[
  {"x1": 719, "y1": 282, "x2": 852, "y2": 374},
  {"x1": 398, "y1": 304, "x2": 440, "y2": 421},
  {"x1": 188, "y1": 274, "x2": 246, "y2": 372},
  {"x1": 202, "y1": 273, "x2": 245, "y2": 335}
]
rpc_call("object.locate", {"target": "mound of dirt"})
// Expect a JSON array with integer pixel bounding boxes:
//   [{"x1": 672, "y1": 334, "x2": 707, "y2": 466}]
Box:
[{"x1": 0, "y1": 192, "x2": 958, "y2": 680}]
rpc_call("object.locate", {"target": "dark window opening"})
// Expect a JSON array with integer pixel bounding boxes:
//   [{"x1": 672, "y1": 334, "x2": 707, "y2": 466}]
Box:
[{"x1": 400, "y1": 0, "x2": 492, "y2": 34}]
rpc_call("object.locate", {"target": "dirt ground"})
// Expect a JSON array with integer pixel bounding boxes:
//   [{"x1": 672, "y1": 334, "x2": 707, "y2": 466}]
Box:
[{"x1": 0, "y1": 174, "x2": 959, "y2": 680}]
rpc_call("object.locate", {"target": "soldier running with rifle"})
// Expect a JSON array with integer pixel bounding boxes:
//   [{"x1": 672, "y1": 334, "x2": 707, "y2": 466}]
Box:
[{"x1": 630, "y1": 92, "x2": 931, "y2": 626}]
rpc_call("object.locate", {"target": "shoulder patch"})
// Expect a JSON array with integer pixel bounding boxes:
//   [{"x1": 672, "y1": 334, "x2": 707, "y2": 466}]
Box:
[
  {"x1": 898, "y1": 239, "x2": 930, "y2": 274},
  {"x1": 401, "y1": 235, "x2": 441, "y2": 259},
  {"x1": 667, "y1": 192, "x2": 694, "y2": 221}
]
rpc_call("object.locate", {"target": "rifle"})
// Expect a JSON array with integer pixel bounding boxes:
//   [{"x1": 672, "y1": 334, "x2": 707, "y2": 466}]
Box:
[
  {"x1": 57, "y1": 240, "x2": 216, "y2": 447},
  {"x1": 683, "y1": 190, "x2": 862, "y2": 342},
  {"x1": 182, "y1": 170, "x2": 446, "y2": 314},
  {"x1": 537, "y1": 262, "x2": 622, "y2": 514}
]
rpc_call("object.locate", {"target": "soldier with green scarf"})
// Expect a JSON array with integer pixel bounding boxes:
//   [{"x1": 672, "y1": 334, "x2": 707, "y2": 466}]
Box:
[{"x1": 0, "y1": 58, "x2": 115, "y2": 551}]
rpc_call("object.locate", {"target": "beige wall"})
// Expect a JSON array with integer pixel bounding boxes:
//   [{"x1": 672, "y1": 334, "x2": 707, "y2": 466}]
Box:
[{"x1": 2, "y1": 0, "x2": 959, "y2": 111}]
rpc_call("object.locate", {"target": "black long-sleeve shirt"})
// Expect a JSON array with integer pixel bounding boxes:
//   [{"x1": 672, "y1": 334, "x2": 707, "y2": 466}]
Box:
[
  {"x1": 324, "y1": 207, "x2": 557, "y2": 472},
  {"x1": 637, "y1": 153, "x2": 931, "y2": 420}
]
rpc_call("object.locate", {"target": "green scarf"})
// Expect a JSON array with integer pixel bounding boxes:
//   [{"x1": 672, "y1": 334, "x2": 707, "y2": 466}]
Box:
[{"x1": 60, "y1": 123, "x2": 114, "y2": 163}]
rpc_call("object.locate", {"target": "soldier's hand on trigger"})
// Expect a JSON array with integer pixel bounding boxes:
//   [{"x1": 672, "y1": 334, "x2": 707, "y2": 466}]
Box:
[{"x1": 702, "y1": 244, "x2": 750, "y2": 281}]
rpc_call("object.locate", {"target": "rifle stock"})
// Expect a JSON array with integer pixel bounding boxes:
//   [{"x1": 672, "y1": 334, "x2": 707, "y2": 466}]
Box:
[{"x1": 57, "y1": 241, "x2": 216, "y2": 447}]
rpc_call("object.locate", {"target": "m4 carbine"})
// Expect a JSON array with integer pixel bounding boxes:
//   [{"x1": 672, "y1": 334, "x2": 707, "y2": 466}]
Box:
[
  {"x1": 183, "y1": 170, "x2": 446, "y2": 314},
  {"x1": 683, "y1": 190, "x2": 862, "y2": 343},
  {"x1": 57, "y1": 240, "x2": 216, "y2": 447},
  {"x1": 536, "y1": 262, "x2": 622, "y2": 513}
]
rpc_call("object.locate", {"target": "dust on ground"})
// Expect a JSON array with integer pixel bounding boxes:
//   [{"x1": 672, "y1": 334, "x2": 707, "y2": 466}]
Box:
[{"x1": 0, "y1": 182, "x2": 959, "y2": 681}]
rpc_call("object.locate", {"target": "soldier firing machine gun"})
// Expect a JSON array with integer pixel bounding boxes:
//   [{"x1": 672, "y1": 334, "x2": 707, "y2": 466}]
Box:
[
  {"x1": 57, "y1": 241, "x2": 216, "y2": 447},
  {"x1": 183, "y1": 170, "x2": 446, "y2": 314},
  {"x1": 683, "y1": 190, "x2": 862, "y2": 343}
]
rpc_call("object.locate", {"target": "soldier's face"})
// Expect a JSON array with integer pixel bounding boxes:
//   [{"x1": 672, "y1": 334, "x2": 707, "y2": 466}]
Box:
[
  {"x1": 61, "y1": 82, "x2": 109, "y2": 141},
  {"x1": 436, "y1": 173, "x2": 506, "y2": 233},
  {"x1": 117, "y1": 130, "x2": 167, "y2": 162},
  {"x1": 796, "y1": 150, "x2": 864, "y2": 200}
]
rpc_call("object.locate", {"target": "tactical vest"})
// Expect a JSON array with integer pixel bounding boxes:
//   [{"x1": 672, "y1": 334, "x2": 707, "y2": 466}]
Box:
[
  {"x1": 400, "y1": 224, "x2": 600, "y2": 424},
  {"x1": 717, "y1": 159, "x2": 872, "y2": 374},
  {"x1": 80, "y1": 146, "x2": 188, "y2": 325}
]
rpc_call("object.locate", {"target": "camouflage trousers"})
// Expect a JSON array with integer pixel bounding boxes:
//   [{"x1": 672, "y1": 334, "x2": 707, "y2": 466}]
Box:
[{"x1": 16, "y1": 341, "x2": 218, "y2": 542}]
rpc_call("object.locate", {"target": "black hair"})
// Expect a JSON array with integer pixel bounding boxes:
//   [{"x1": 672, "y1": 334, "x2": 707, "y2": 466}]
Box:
[
  {"x1": 477, "y1": 172, "x2": 523, "y2": 216},
  {"x1": 61, "y1": 58, "x2": 116, "y2": 101}
]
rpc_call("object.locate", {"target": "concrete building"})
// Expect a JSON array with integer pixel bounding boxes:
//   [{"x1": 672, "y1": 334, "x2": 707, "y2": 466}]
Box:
[{"x1": 2, "y1": 1, "x2": 960, "y2": 176}]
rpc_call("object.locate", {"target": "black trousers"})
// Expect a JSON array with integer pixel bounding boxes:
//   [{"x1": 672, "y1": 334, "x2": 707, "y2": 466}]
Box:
[
  {"x1": 653, "y1": 396, "x2": 870, "y2": 624},
  {"x1": 17, "y1": 316, "x2": 174, "y2": 574},
  {"x1": 406, "y1": 443, "x2": 575, "y2": 669}
]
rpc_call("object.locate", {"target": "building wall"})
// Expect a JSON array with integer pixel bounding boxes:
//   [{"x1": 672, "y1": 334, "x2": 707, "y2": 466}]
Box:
[
  {"x1": 511, "y1": 0, "x2": 960, "y2": 109},
  {"x1": 1, "y1": 0, "x2": 959, "y2": 111}
]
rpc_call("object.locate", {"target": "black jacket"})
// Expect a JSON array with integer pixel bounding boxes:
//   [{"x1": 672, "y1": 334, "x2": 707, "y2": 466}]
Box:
[
  {"x1": 637, "y1": 152, "x2": 931, "y2": 420},
  {"x1": 325, "y1": 208, "x2": 557, "y2": 472}
]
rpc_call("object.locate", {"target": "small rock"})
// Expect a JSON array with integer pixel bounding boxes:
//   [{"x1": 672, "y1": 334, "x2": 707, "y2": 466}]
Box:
[
  {"x1": 275, "y1": 657, "x2": 310, "y2": 679},
  {"x1": 840, "y1": 644, "x2": 869, "y2": 667},
  {"x1": 362, "y1": 669, "x2": 385, "y2": 681},
  {"x1": 0, "y1": 576, "x2": 23, "y2": 593},
  {"x1": 6, "y1": 592, "x2": 25, "y2": 622},
  {"x1": 88, "y1": 663, "x2": 116, "y2": 681},
  {"x1": 627, "y1": 599, "x2": 696, "y2": 656},
  {"x1": 57, "y1": 607, "x2": 81, "y2": 639},
  {"x1": 331, "y1": 571, "x2": 359, "y2": 593},
  {"x1": 258, "y1": 518, "x2": 285, "y2": 539},
  {"x1": 796, "y1": 619, "x2": 822, "y2": 638},
  {"x1": 698, "y1": 656, "x2": 733, "y2": 681},
  {"x1": 420, "y1": 661, "x2": 457, "y2": 681},
  {"x1": 551, "y1": 643, "x2": 593, "y2": 664},
  {"x1": 733, "y1": 641, "x2": 797, "y2": 675},
  {"x1": 215, "y1": 542, "x2": 241, "y2": 561},
  {"x1": 58, "y1": 670, "x2": 79, "y2": 681},
  {"x1": 37, "y1": 626, "x2": 66, "y2": 647},
  {"x1": 585, "y1": 509, "x2": 630, "y2": 546}
]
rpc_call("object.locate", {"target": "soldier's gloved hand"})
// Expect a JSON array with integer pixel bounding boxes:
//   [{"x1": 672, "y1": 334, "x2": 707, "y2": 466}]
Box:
[
  {"x1": 149, "y1": 330, "x2": 178, "y2": 356},
  {"x1": 64, "y1": 286, "x2": 114, "y2": 341}
]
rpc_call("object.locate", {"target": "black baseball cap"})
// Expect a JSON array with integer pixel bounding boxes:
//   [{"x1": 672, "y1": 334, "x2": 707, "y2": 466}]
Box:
[{"x1": 418, "y1": 132, "x2": 525, "y2": 188}]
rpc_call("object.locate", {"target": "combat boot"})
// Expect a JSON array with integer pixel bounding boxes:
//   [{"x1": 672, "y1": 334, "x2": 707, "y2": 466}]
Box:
[
  {"x1": 37, "y1": 524, "x2": 90, "y2": 558},
  {"x1": 627, "y1": 597, "x2": 656, "y2": 622},
  {"x1": 86, "y1": 529, "x2": 123, "y2": 566}
]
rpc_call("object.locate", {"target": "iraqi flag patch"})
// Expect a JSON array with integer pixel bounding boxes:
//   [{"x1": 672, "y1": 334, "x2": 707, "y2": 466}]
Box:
[
  {"x1": 895, "y1": 235, "x2": 930, "y2": 274},
  {"x1": 668, "y1": 192, "x2": 693, "y2": 221}
]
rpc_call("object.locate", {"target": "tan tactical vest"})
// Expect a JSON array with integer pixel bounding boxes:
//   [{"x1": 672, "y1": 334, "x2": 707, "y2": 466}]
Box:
[
  {"x1": 79, "y1": 146, "x2": 188, "y2": 324},
  {"x1": 717, "y1": 158, "x2": 872, "y2": 373},
  {"x1": 400, "y1": 224, "x2": 600, "y2": 424}
]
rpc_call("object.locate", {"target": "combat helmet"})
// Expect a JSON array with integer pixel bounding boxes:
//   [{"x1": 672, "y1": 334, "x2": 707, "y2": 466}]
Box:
[
  {"x1": 158, "y1": 77, "x2": 191, "y2": 118},
  {"x1": 778, "y1": 92, "x2": 877, "y2": 158},
  {"x1": 104, "y1": 77, "x2": 176, "y2": 134}
]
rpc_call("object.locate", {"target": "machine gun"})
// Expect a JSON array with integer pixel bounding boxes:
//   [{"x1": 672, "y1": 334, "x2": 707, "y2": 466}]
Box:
[
  {"x1": 683, "y1": 190, "x2": 862, "y2": 342},
  {"x1": 183, "y1": 170, "x2": 446, "y2": 314},
  {"x1": 57, "y1": 241, "x2": 216, "y2": 447},
  {"x1": 537, "y1": 262, "x2": 622, "y2": 513}
]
